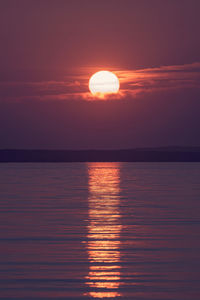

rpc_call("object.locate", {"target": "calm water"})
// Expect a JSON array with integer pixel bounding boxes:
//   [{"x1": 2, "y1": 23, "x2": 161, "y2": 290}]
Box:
[{"x1": 0, "y1": 162, "x2": 200, "y2": 299}]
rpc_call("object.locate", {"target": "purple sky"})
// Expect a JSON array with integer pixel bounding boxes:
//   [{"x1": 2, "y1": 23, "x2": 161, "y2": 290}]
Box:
[{"x1": 0, "y1": 0, "x2": 200, "y2": 149}]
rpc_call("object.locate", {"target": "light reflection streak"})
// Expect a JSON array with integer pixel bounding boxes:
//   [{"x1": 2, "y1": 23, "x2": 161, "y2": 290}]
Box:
[{"x1": 85, "y1": 163, "x2": 122, "y2": 298}]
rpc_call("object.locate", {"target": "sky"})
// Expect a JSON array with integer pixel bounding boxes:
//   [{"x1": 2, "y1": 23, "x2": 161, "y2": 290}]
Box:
[{"x1": 0, "y1": 0, "x2": 200, "y2": 149}]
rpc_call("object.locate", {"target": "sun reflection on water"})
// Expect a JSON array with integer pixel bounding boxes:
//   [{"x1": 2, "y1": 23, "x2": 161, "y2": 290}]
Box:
[{"x1": 85, "y1": 163, "x2": 122, "y2": 298}]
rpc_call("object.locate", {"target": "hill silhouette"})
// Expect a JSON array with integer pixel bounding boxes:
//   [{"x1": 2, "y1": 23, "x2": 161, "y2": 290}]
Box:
[{"x1": 0, "y1": 148, "x2": 200, "y2": 162}]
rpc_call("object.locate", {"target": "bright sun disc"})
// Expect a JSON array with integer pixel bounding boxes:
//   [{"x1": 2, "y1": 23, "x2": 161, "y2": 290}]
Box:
[{"x1": 89, "y1": 71, "x2": 120, "y2": 96}]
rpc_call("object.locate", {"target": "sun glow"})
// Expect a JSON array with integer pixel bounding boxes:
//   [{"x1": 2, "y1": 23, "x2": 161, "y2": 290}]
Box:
[{"x1": 89, "y1": 71, "x2": 120, "y2": 97}]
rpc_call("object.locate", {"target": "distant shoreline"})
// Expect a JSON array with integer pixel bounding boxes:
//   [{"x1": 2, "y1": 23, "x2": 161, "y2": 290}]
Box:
[{"x1": 0, "y1": 148, "x2": 200, "y2": 162}]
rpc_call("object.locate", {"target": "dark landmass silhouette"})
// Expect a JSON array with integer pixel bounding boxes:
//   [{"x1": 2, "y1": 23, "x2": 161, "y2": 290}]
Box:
[{"x1": 0, "y1": 147, "x2": 200, "y2": 162}]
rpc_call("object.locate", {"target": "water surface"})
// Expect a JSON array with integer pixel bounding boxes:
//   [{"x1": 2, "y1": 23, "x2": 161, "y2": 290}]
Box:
[{"x1": 0, "y1": 162, "x2": 200, "y2": 299}]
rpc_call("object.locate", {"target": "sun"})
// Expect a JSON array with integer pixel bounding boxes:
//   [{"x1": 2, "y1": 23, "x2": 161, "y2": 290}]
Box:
[{"x1": 89, "y1": 71, "x2": 120, "y2": 97}]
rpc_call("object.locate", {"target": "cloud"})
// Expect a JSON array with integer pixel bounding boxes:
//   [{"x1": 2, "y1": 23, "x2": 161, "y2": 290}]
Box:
[
  {"x1": 0, "y1": 62, "x2": 200, "y2": 102},
  {"x1": 116, "y1": 62, "x2": 200, "y2": 97}
]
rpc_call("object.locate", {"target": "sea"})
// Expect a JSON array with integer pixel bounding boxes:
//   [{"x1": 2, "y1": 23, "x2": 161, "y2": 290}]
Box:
[{"x1": 0, "y1": 162, "x2": 200, "y2": 300}]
